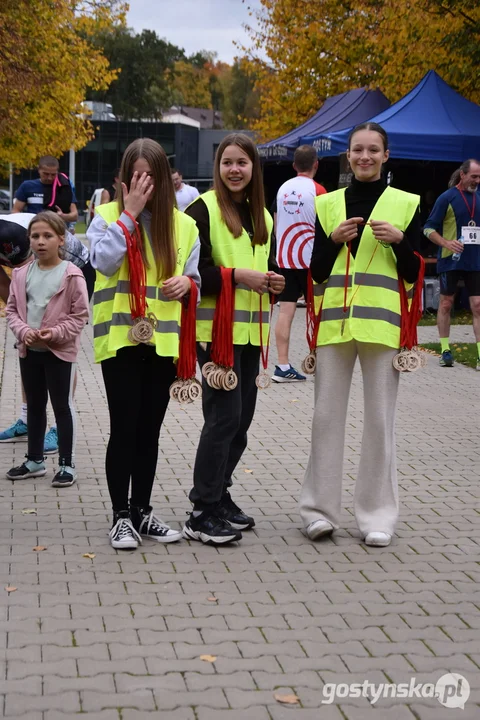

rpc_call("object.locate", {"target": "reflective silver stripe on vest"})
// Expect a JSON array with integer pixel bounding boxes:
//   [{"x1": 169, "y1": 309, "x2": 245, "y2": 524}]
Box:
[
  {"x1": 251, "y1": 311, "x2": 270, "y2": 324},
  {"x1": 94, "y1": 313, "x2": 180, "y2": 338},
  {"x1": 354, "y1": 273, "x2": 399, "y2": 293},
  {"x1": 352, "y1": 306, "x2": 401, "y2": 327},
  {"x1": 313, "y1": 283, "x2": 327, "y2": 297},
  {"x1": 196, "y1": 308, "x2": 268, "y2": 323},
  {"x1": 235, "y1": 283, "x2": 251, "y2": 292},
  {"x1": 320, "y1": 307, "x2": 348, "y2": 321},
  {"x1": 327, "y1": 275, "x2": 352, "y2": 289},
  {"x1": 94, "y1": 281, "x2": 170, "y2": 303}
]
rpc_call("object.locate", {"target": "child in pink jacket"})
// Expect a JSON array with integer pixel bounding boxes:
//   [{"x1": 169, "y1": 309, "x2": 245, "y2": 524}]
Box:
[{"x1": 6, "y1": 211, "x2": 89, "y2": 487}]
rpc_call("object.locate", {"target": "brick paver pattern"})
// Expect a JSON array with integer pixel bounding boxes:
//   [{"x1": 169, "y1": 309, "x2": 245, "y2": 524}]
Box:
[{"x1": 0, "y1": 308, "x2": 479, "y2": 720}]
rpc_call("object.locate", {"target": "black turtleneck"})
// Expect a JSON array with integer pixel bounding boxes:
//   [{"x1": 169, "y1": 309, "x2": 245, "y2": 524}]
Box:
[{"x1": 310, "y1": 177, "x2": 421, "y2": 284}]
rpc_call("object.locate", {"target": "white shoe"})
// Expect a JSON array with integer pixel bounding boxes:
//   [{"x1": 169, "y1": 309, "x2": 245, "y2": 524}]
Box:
[
  {"x1": 305, "y1": 519, "x2": 334, "y2": 540},
  {"x1": 364, "y1": 531, "x2": 391, "y2": 547},
  {"x1": 109, "y1": 516, "x2": 142, "y2": 550}
]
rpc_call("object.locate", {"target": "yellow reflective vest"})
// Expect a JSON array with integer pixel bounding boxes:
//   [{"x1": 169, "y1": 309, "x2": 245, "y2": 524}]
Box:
[
  {"x1": 196, "y1": 190, "x2": 273, "y2": 345},
  {"x1": 314, "y1": 186, "x2": 420, "y2": 349},
  {"x1": 93, "y1": 202, "x2": 198, "y2": 362}
]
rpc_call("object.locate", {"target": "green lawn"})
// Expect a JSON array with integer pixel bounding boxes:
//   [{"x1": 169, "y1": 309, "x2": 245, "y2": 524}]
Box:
[
  {"x1": 420, "y1": 342, "x2": 478, "y2": 369},
  {"x1": 75, "y1": 221, "x2": 86, "y2": 234},
  {"x1": 419, "y1": 310, "x2": 472, "y2": 326}
]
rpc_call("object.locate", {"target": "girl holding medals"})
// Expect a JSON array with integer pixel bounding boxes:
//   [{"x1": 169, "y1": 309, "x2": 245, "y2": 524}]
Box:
[
  {"x1": 88, "y1": 138, "x2": 200, "y2": 550},
  {"x1": 300, "y1": 123, "x2": 422, "y2": 548},
  {"x1": 183, "y1": 133, "x2": 285, "y2": 545}
]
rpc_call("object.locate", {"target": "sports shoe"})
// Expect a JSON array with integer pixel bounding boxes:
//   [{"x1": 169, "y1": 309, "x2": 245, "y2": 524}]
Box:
[
  {"x1": 44, "y1": 427, "x2": 58, "y2": 455},
  {"x1": 305, "y1": 519, "x2": 334, "y2": 540},
  {"x1": 271, "y1": 365, "x2": 306, "y2": 382},
  {"x1": 439, "y1": 350, "x2": 454, "y2": 367},
  {"x1": 217, "y1": 491, "x2": 255, "y2": 530},
  {"x1": 6, "y1": 458, "x2": 46, "y2": 480},
  {"x1": 183, "y1": 509, "x2": 242, "y2": 545},
  {"x1": 51, "y1": 462, "x2": 77, "y2": 488},
  {"x1": 130, "y1": 505, "x2": 182, "y2": 543},
  {"x1": 109, "y1": 512, "x2": 142, "y2": 550},
  {"x1": 0, "y1": 419, "x2": 28, "y2": 443},
  {"x1": 364, "y1": 531, "x2": 392, "y2": 547}
]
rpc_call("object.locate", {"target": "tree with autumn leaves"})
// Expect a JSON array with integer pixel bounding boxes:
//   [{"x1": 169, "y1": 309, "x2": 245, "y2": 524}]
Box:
[
  {"x1": 0, "y1": 0, "x2": 127, "y2": 168},
  {"x1": 241, "y1": 0, "x2": 480, "y2": 140}
]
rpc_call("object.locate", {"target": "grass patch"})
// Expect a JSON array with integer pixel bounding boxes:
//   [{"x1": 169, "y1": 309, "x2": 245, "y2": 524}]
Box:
[
  {"x1": 419, "y1": 310, "x2": 472, "y2": 326},
  {"x1": 75, "y1": 221, "x2": 86, "y2": 234},
  {"x1": 420, "y1": 342, "x2": 478, "y2": 369}
]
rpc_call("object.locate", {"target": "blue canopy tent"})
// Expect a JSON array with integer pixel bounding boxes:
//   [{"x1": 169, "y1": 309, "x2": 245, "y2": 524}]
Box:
[
  {"x1": 258, "y1": 88, "x2": 390, "y2": 162},
  {"x1": 301, "y1": 71, "x2": 480, "y2": 162}
]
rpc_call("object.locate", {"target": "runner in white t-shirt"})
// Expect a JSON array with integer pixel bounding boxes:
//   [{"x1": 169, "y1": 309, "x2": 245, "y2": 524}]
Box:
[
  {"x1": 272, "y1": 145, "x2": 327, "y2": 383},
  {"x1": 172, "y1": 169, "x2": 200, "y2": 211}
]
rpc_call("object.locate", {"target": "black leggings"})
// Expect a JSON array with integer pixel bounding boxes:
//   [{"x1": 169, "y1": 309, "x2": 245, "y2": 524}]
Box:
[
  {"x1": 101, "y1": 344, "x2": 176, "y2": 512},
  {"x1": 81, "y1": 261, "x2": 96, "y2": 301},
  {"x1": 19, "y1": 350, "x2": 76, "y2": 464}
]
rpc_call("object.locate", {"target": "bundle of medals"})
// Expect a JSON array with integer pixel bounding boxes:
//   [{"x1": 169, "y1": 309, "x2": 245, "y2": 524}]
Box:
[
  {"x1": 302, "y1": 270, "x2": 321, "y2": 375},
  {"x1": 169, "y1": 278, "x2": 202, "y2": 403},
  {"x1": 392, "y1": 253, "x2": 426, "y2": 373},
  {"x1": 204, "y1": 267, "x2": 238, "y2": 392}
]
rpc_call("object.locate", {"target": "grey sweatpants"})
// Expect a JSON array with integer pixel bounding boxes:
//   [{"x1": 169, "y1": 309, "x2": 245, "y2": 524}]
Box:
[{"x1": 299, "y1": 340, "x2": 400, "y2": 537}]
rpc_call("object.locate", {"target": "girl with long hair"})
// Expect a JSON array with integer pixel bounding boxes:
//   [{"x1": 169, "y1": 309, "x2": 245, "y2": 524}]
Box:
[
  {"x1": 183, "y1": 133, "x2": 285, "y2": 545},
  {"x1": 87, "y1": 138, "x2": 200, "y2": 550}
]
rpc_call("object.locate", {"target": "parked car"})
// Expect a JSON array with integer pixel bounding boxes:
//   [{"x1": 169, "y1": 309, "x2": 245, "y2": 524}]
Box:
[{"x1": 0, "y1": 189, "x2": 11, "y2": 211}]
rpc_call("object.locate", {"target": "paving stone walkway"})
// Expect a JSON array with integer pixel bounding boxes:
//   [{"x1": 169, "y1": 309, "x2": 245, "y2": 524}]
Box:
[{"x1": 0, "y1": 307, "x2": 479, "y2": 719}]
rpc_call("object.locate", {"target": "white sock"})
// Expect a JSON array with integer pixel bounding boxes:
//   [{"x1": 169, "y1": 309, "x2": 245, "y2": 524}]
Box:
[
  {"x1": 278, "y1": 364, "x2": 291, "y2": 371},
  {"x1": 20, "y1": 403, "x2": 28, "y2": 424}
]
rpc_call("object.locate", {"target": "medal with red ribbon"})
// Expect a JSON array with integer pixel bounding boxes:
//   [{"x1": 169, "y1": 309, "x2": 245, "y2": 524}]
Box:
[
  {"x1": 392, "y1": 252, "x2": 426, "y2": 372},
  {"x1": 302, "y1": 270, "x2": 322, "y2": 374},
  {"x1": 117, "y1": 210, "x2": 157, "y2": 343},
  {"x1": 202, "y1": 267, "x2": 238, "y2": 391},
  {"x1": 169, "y1": 278, "x2": 202, "y2": 403},
  {"x1": 255, "y1": 292, "x2": 274, "y2": 389}
]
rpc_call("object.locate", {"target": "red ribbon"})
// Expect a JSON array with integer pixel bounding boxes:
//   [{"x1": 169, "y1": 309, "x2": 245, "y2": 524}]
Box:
[
  {"x1": 306, "y1": 269, "x2": 322, "y2": 352},
  {"x1": 258, "y1": 293, "x2": 274, "y2": 371},
  {"x1": 117, "y1": 216, "x2": 147, "y2": 319},
  {"x1": 399, "y1": 252, "x2": 425, "y2": 349},
  {"x1": 211, "y1": 267, "x2": 235, "y2": 367},
  {"x1": 456, "y1": 184, "x2": 476, "y2": 221},
  {"x1": 176, "y1": 278, "x2": 198, "y2": 380}
]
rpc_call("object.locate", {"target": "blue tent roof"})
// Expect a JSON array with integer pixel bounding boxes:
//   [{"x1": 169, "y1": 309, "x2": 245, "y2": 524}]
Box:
[
  {"x1": 258, "y1": 88, "x2": 390, "y2": 162},
  {"x1": 301, "y1": 71, "x2": 480, "y2": 162}
]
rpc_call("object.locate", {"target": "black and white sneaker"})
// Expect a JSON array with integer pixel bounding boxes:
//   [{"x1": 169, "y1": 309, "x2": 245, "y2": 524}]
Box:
[
  {"x1": 183, "y1": 509, "x2": 242, "y2": 545},
  {"x1": 109, "y1": 512, "x2": 142, "y2": 550},
  {"x1": 51, "y1": 463, "x2": 77, "y2": 488},
  {"x1": 217, "y1": 491, "x2": 255, "y2": 530},
  {"x1": 131, "y1": 505, "x2": 182, "y2": 543}
]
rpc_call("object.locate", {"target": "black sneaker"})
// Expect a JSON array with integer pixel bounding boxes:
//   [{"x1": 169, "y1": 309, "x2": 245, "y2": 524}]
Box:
[
  {"x1": 182, "y1": 509, "x2": 242, "y2": 545},
  {"x1": 6, "y1": 458, "x2": 46, "y2": 480},
  {"x1": 130, "y1": 505, "x2": 182, "y2": 543},
  {"x1": 217, "y1": 491, "x2": 255, "y2": 530},
  {"x1": 109, "y1": 511, "x2": 142, "y2": 550},
  {"x1": 51, "y1": 463, "x2": 77, "y2": 488}
]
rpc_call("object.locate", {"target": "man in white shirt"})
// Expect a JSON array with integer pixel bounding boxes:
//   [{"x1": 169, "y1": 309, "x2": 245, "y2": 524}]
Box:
[
  {"x1": 172, "y1": 169, "x2": 200, "y2": 211},
  {"x1": 272, "y1": 145, "x2": 327, "y2": 383}
]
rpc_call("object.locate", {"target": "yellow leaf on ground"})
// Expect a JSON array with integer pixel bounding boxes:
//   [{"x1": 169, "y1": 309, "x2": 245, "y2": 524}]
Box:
[
  {"x1": 289, "y1": 399, "x2": 299, "y2": 403},
  {"x1": 5, "y1": 586, "x2": 17, "y2": 593},
  {"x1": 274, "y1": 693, "x2": 300, "y2": 705},
  {"x1": 207, "y1": 596, "x2": 218, "y2": 602},
  {"x1": 200, "y1": 655, "x2": 217, "y2": 663},
  {"x1": 83, "y1": 553, "x2": 96, "y2": 559},
  {"x1": 32, "y1": 546, "x2": 47, "y2": 552},
  {"x1": 244, "y1": 469, "x2": 253, "y2": 473},
  {"x1": 21, "y1": 509, "x2": 37, "y2": 514}
]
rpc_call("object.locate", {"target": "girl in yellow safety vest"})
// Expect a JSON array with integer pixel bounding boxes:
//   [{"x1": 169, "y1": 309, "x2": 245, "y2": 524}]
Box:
[
  {"x1": 300, "y1": 122, "x2": 422, "y2": 548},
  {"x1": 182, "y1": 133, "x2": 285, "y2": 545},
  {"x1": 88, "y1": 139, "x2": 200, "y2": 551}
]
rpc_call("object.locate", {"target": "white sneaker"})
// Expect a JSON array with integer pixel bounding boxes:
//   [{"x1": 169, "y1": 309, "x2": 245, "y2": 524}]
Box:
[
  {"x1": 109, "y1": 516, "x2": 142, "y2": 550},
  {"x1": 364, "y1": 531, "x2": 391, "y2": 547},
  {"x1": 305, "y1": 519, "x2": 334, "y2": 540}
]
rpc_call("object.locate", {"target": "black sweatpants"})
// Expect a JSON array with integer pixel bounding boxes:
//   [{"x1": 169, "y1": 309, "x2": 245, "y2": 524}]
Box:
[
  {"x1": 190, "y1": 342, "x2": 261, "y2": 510},
  {"x1": 19, "y1": 350, "x2": 76, "y2": 464},
  {"x1": 101, "y1": 344, "x2": 176, "y2": 513}
]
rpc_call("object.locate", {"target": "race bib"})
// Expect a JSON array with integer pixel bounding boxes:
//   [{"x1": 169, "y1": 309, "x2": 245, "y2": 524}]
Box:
[{"x1": 461, "y1": 226, "x2": 480, "y2": 245}]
